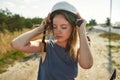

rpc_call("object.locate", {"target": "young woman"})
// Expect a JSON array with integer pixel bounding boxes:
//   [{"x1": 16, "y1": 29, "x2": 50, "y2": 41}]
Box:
[{"x1": 11, "y1": 1, "x2": 93, "y2": 80}]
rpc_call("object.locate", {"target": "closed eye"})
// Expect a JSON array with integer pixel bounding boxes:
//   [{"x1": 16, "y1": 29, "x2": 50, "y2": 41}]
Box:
[
  {"x1": 61, "y1": 26, "x2": 67, "y2": 29},
  {"x1": 53, "y1": 25, "x2": 57, "y2": 29},
  {"x1": 61, "y1": 24, "x2": 68, "y2": 29},
  {"x1": 53, "y1": 24, "x2": 70, "y2": 29}
]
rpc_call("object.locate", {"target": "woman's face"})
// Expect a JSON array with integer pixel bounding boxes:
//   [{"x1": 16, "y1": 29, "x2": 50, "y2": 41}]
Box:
[{"x1": 53, "y1": 14, "x2": 72, "y2": 44}]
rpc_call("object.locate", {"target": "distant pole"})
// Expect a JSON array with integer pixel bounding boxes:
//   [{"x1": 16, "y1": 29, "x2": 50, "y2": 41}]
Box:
[
  {"x1": 108, "y1": 0, "x2": 112, "y2": 72},
  {"x1": 109, "y1": 0, "x2": 112, "y2": 53}
]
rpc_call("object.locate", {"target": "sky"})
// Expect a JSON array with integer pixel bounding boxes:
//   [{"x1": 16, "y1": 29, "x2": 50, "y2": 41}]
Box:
[{"x1": 0, "y1": 0, "x2": 120, "y2": 24}]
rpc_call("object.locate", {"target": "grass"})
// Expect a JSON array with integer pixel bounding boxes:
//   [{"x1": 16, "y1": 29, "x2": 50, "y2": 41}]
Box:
[
  {"x1": 106, "y1": 45, "x2": 120, "y2": 51},
  {"x1": 0, "y1": 50, "x2": 27, "y2": 73},
  {"x1": 0, "y1": 29, "x2": 29, "y2": 74},
  {"x1": 0, "y1": 29, "x2": 26, "y2": 55},
  {"x1": 0, "y1": 28, "x2": 43, "y2": 55},
  {"x1": 113, "y1": 25, "x2": 120, "y2": 29},
  {"x1": 100, "y1": 32, "x2": 120, "y2": 52},
  {"x1": 106, "y1": 45, "x2": 120, "y2": 71},
  {"x1": 99, "y1": 32, "x2": 120, "y2": 78},
  {"x1": 0, "y1": 28, "x2": 42, "y2": 74},
  {"x1": 99, "y1": 32, "x2": 120, "y2": 41},
  {"x1": 112, "y1": 60, "x2": 120, "y2": 79},
  {"x1": 0, "y1": 28, "x2": 44, "y2": 74}
]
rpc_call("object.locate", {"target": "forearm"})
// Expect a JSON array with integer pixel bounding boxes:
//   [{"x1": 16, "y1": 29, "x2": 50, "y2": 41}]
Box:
[
  {"x1": 78, "y1": 33, "x2": 93, "y2": 69},
  {"x1": 11, "y1": 26, "x2": 44, "y2": 48},
  {"x1": 78, "y1": 22, "x2": 93, "y2": 69}
]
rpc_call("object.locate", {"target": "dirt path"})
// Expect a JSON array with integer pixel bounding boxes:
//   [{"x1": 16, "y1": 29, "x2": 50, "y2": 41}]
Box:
[
  {"x1": 76, "y1": 31, "x2": 112, "y2": 80},
  {"x1": 0, "y1": 30, "x2": 119, "y2": 80},
  {"x1": 0, "y1": 59, "x2": 39, "y2": 80}
]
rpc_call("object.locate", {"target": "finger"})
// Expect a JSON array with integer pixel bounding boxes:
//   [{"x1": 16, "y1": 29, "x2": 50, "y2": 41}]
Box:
[
  {"x1": 46, "y1": 13, "x2": 51, "y2": 23},
  {"x1": 42, "y1": 13, "x2": 51, "y2": 25},
  {"x1": 76, "y1": 12, "x2": 82, "y2": 19},
  {"x1": 42, "y1": 19, "x2": 47, "y2": 25}
]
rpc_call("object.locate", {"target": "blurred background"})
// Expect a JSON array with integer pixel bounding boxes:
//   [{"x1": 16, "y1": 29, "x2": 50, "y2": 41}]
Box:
[{"x1": 0, "y1": 0, "x2": 120, "y2": 80}]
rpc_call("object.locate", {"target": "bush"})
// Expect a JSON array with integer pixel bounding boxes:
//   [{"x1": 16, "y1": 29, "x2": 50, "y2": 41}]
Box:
[{"x1": 0, "y1": 50, "x2": 27, "y2": 73}]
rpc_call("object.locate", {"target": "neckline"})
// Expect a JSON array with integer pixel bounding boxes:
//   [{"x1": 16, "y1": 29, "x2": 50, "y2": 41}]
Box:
[{"x1": 55, "y1": 43, "x2": 66, "y2": 50}]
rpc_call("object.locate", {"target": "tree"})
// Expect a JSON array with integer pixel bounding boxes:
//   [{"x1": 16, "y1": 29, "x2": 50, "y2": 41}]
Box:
[
  {"x1": 24, "y1": 18, "x2": 33, "y2": 28},
  {"x1": 89, "y1": 19, "x2": 97, "y2": 26},
  {"x1": 0, "y1": 8, "x2": 43, "y2": 32},
  {"x1": 6, "y1": 14, "x2": 23, "y2": 32},
  {"x1": 32, "y1": 17, "x2": 43, "y2": 24},
  {"x1": 0, "y1": 9, "x2": 9, "y2": 32},
  {"x1": 106, "y1": 17, "x2": 111, "y2": 26}
]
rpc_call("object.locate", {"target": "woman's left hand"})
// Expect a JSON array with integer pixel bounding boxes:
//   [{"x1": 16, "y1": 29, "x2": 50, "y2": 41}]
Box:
[
  {"x1": 76, "y1": 13, "x2": 91, "y2": 45},
  {"x1": 76, "y1": 13, "x2": 87, "y2": 36}
]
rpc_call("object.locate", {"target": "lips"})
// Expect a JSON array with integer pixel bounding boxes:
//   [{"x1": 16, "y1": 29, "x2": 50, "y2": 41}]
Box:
[{"x1": 55, "y1": 36, "x2": 63, "y2": 39}]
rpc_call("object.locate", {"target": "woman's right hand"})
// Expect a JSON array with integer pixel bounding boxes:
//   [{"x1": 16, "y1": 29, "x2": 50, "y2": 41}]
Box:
[
  {"x1": 40, "y1": 13, "x2": 51, "y2": 29},
  {"x1": 11, "y1": 13, "x2": 52, "y2": 54}
]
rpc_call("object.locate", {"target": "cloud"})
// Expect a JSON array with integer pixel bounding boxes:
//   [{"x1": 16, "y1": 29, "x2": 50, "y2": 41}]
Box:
[
  {"x1": 20, "y1": 0, "x2": 30, "y2": 4},
  {"x1": 19, "y1": 5, "x2": 26, "y2": 9},
  {"x1": 17, "y1": 0, "x2": 39, "y2": 5},
  {"x1": 32, "y1": 5, "x2": 39, "y2": 9},
  {"x1": 3, "y1": 1, "x2": 15, "y2": 8}
]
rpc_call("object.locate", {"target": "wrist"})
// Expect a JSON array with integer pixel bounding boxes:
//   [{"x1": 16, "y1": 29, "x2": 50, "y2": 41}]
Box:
[
  {"x1": 79, "y1": 32, "x2": 87, "y2": 37},
  {"x1": 36, "y1": 25, "x2": 44, "y2": 34}
]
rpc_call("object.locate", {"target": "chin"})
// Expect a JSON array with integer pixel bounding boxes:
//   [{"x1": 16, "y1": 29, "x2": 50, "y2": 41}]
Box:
[{"x1": 56, "y1": 39, "x2": 63, "y2": 42}]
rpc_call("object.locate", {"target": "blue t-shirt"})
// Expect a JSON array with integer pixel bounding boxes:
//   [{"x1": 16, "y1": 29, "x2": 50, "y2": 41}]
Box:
[{"x1": 37, "y1": 43, "x2": 78, "y2": 80}]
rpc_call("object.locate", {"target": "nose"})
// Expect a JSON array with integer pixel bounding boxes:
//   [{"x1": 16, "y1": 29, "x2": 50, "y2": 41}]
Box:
[
  {"x1": 54, "y1": 27, "x2": 62, "y2": 33},
  {"x1": 57, "y1": 28, "x2": 61, "y2": 33}
]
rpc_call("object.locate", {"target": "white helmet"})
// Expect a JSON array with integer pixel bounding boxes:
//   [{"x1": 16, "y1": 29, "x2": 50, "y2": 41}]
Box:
[{"x1": 51, "y1": 1, "x2": 78, "y2": 15}]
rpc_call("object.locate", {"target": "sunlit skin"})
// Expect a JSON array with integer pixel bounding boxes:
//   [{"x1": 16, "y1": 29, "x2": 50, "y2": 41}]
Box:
[
  {"x1": 53, "y1": 14, "x2": 72, "y2": 48},
  {"x1": 11, "y1": 13, "x2": 93, "y2": 69}
]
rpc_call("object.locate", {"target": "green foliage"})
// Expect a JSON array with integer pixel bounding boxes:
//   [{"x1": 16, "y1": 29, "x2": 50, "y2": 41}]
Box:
[
  {"x1": 32, "y1": 17, "x2": 43, "y2": 24},
  {"x1": 106, "y1": 45, "x2": 120, "y2": 51},
  {"x1": 6, "y1": 14, "x2": 24, "y2": 32},
  {"x1": 0, "y1": 9, "x2": 8, "y2": 32},
  {"x1": 88, "y1": 19, "x2": 97, "y2": 26},
  {"x1": 0, "y1": 50, "x2": 27, "y2": 73},
  {"x1": 99, "y1": 32, "x2": 120, "y2": 41},
  {"x1": 0, "y1": 8, "x2": 43, "y2": 33},
  {"x1": 24, "y1": 18, "x2": 33, "y2": 28},
  {"x1": 106, "y1": 17, "x2": 111, "y2": 26}
]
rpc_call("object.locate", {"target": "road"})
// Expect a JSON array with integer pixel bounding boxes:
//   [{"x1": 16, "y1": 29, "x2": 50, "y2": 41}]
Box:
[{"x1": 93, "y1": 25, "x2": 120, "y2": 34}]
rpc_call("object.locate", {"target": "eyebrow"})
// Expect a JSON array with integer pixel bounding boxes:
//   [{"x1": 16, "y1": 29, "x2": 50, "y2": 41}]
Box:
[{"x1": 53, "y1": 24, "x2": 70, "y2": 27}]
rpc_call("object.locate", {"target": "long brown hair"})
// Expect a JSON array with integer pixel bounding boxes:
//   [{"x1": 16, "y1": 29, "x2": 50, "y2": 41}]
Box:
[{"x1": 50, "y1": 10, "x2": 79, "y2": 62}]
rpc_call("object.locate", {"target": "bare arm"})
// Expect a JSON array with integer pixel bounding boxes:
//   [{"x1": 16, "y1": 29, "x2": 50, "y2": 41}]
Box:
[
  {"x1": 11, "y1": 13, "x2": 51, "y2": 53},
  {"x1": 11, "y1": 25, "x2": 44, "y2": 53},
  {"x1": 77, "y1": 20, "x2": 93, "y2": 69}
]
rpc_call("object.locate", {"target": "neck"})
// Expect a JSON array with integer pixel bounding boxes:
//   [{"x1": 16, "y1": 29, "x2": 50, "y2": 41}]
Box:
[{"x1": 56, "y1": 41, "x2": 67, "y2": 48}]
